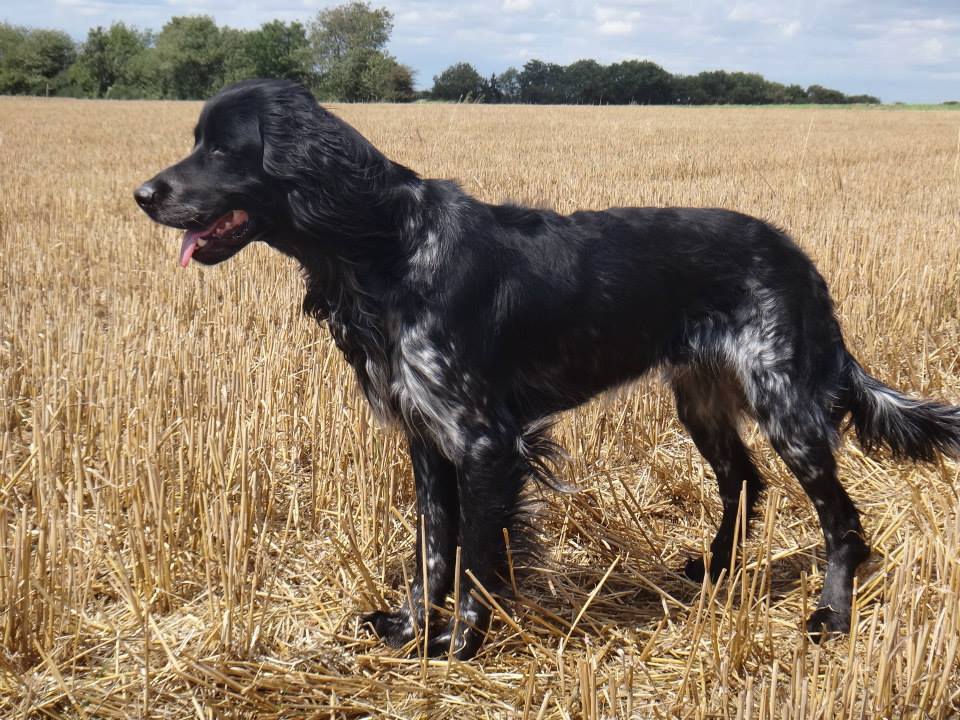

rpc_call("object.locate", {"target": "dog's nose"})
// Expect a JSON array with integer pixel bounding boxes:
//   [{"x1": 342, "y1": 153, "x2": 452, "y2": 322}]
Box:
[{"x1": 134, "y1": 182, "x2": 158, "y2": 210}]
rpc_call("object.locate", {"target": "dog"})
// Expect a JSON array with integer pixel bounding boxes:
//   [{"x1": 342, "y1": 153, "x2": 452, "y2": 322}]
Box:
[{"x1": 135, "y1": 79, "x2": 960, "y2": 660}]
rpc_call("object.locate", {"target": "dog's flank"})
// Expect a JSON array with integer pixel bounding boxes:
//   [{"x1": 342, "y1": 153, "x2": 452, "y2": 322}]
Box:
[{"x1": 135, "y1": 79, "x2": 960, "y2": 660}]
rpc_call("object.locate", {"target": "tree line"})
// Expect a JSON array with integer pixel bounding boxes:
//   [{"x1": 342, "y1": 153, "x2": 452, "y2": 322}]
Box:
[
  {"x1": 0, "y1": 1, "x2": 880, "y2": 105},
  {"x1": 0, "y1": 3, "x2": 413, "y2": 101},
  {"x1": 431, "y1": 60, "x2": 880, "y2": 105}
]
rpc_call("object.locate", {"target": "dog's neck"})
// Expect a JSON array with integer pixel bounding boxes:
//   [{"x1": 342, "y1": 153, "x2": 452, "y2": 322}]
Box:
[
  {"x1": 282, "y1": 171, "x2": 470, "y2": 302},
  {"x1": 280, "y1": 175, "x2": 438, "y2": 422},
  {"x1": 295, "y1": 248, "x2": 395, "y2": 420},
  {"x1": 272, "y1": 167, "x2": 474, "y2": 421}
]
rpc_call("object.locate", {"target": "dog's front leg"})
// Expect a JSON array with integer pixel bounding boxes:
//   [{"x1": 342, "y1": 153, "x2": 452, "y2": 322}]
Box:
[
  {"x1": 426, "y1": 428, "x2": 526, "y2": 660},
  {"x1": 365, "y1": 433, "x2": 459, "y2": 647}
]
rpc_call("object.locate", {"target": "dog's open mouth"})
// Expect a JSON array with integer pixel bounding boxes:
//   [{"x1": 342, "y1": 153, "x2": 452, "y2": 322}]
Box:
[{"x1": 179, "y1": 210, "x2": 251, "y2": 267}]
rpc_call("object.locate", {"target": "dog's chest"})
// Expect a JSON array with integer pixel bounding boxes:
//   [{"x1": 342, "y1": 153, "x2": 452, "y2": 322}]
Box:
[
  {"x1": 326, "y1": 311, "x2": 366, "y2": 368},
  {"x1": 324, "y1": 310, "x2": 397, "y2": 422},
  {"x1": 309, "y1": 269, "x2": 458, "y2": 437}
]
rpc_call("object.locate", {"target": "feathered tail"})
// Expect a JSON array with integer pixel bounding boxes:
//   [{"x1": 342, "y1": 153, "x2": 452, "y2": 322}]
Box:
[{"x1": 845, "y1": 353, "x2": 960, "y2": 461}]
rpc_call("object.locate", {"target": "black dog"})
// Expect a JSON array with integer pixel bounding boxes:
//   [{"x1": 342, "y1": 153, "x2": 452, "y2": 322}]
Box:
[{"x1": 135, "y1": 79, "x2": 960, "y2": 660}]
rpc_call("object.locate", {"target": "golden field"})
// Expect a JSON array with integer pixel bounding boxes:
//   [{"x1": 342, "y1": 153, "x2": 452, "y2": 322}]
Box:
[{"x1": 1, "y1": 96, "x2": 959, "y2": 718}]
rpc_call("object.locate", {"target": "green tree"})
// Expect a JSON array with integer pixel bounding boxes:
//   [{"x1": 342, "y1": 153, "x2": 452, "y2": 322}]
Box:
[
  {"x1": 219, "y1": 27, "x2": 254, "y2": 85},
  {"x1": 497, "y1": 67, "x2": 521, "y2": 102},
  {"x1": 321, "y1": 46, "x2": 412, "y2": 101},
  {"x1": 604, "y1": 60, "x2": 672, "y2": 104},
  {"x1": 806, "y1": 84, "x2": 846, "y2": 104},
  {"x1": 2, "y1": 28, "x2": 76, "y2": 95},
  {"x1": 154, "y1": 16, "x2": 225, "y2": 99},
  {"x1": 308, "y1": 2, "x2": 405, "y2": 101},
  {"x1": 695, "y1": 70, "x2": 735, "y2": 103},
  {"x1": 726, "y1": 71, "x2": 770, "y2": 104},
  {"x1": 360, "y1": 49, "x2": 413, "y2": 101},
  {"x1": 309, "y1": 1, "x2": 392, "y2": 75},
  {"x1": 107, "y1": 49, "x2": 163, "y2": 98},
  {"x1": 0, "y1": 23, "x2": 28, "y2": 93},
  {"x1": 0, "y1": 23, "x2": 26, "y2": 66},
  {"x1": 672, "y1": 74, "x2": 707, "y2": 104},
  {"x1": 784, "y1": 84, "x2": 808, "y2": 103},
  {"x1": 74, "y1": 23, "x2": 151, "y2": 98},
  {"x1": 563, "y1": 59, "x2": 605, "y2": 103},
  {"x1": 243, "y1": 20, "x2": 311, "y2": 82},
  {"x1": 518, "y1": 59, "x2": 566, "y2": 103},
  {"x1": 478, "y1": 74, "x2": 502, "y2": 103},
  {"x1": 431, "y1": 62, "x2": 484, "y2": 101}
]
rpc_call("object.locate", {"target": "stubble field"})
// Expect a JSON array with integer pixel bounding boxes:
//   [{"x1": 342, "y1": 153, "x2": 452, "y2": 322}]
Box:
[{"x1": 1, "y1": 97, "x2": 959, "y2": 718}]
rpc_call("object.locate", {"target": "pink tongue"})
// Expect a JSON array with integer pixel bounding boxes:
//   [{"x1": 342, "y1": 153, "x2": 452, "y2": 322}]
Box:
[{"x1": 179, "y1": 231, "x2": 200, "y2": 268}]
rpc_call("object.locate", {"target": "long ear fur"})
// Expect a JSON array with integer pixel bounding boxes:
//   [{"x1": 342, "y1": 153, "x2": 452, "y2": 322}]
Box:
[{"x1": 258, "y1": 81, "x2": 416, "y2": 243}]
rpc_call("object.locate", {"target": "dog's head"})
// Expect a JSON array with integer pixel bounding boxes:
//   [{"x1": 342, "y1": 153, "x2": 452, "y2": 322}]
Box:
[{"x1": 135, "y1": 79, "x2": 396, "y2": 267}]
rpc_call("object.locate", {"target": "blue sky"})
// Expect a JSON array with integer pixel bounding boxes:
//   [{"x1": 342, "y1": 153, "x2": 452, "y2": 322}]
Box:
[{"x1": 4, "y1": 1, "x2": 959, "y2": 102}]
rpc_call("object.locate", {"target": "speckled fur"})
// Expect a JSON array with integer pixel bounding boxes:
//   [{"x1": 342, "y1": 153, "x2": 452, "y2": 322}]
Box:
[{"x1": 137, "y1": 79, "x2": 960, "y2": 659}]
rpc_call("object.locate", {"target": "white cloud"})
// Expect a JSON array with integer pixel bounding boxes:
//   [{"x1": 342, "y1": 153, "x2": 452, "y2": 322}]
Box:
[
  {"x1": 854, "y1": 17, "x2": 959, "y2": 36},
  {"x1": 727, "y1": 0, "x2": 803, "y2": 33},
  {"x1": 891, "y1": 18, "x2": 957, "y2": 34},
  {"x1": 930, "y1": 70, "x2": 960, "y2": 82},
  {"x1": 598, "y1": 20, "x2": 632, "y2": 36},
  {"x1": 781, "y1": 21, "x2": 801, "y2": 38},
  {"x1": 852, "y1": 13, "x2": 958, "y2": 71},
  {"x1": 728, "y1": 2, "x2": 766, "y2": 22},
  {"x1": 502, "y1": 0, "x2": 533, "y2": 11},
  {"x1": 594, "y1": 6, "x2": 617, "y2": 23},
  {"x1": 919, "y1": 38, "x2": 944, "y2": 63}
]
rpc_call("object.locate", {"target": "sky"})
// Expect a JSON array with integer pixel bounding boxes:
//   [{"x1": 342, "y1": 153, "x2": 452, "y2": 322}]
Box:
[{"x1": 3, "y1": 0, "x2": 959, "y2": 103}]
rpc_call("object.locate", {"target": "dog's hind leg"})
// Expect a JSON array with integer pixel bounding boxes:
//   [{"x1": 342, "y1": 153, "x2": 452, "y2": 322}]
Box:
[
  {"x1": 365, "y1": 434, "x2": 459, "y2": 647},
  {"x1": 671, "y1": 366, "x2": 765, "y2": 583},
  {"x1": 751, "y1": 379, "x2": 870, "y2": 638}
]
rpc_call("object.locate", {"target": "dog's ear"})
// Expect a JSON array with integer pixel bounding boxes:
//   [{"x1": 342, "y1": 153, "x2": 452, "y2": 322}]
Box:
[
  {"x1": 257, "y1": 84, "x2": 351, "y2": 235},
  {"x1": 261, "y1": 81, "x2": 392, "y2": 182},
  {"x1": 259, "y1": 84, "x2": 333, "y2": 182},
  {"x1": 258, "y1": 82, "x2": 397, "y2": 237}
]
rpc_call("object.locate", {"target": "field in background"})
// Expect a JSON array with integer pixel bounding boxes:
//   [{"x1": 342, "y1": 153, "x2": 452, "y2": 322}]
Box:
[{"x1": 1, "y1": 97, "x2": 959, "y2": 718}]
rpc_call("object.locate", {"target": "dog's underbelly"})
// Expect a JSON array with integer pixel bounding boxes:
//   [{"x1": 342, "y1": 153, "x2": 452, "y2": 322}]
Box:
[{"x1": 508, "y1": 339, "x2": 673, "y2": 418}]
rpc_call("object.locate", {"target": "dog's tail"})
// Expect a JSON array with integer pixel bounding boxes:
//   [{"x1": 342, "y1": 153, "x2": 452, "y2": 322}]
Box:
[{"x1": 844, "y1": 353, "x2": 960, "y2": 462}]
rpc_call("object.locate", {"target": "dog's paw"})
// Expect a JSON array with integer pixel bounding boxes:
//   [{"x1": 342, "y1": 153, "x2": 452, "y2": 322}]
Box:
[
  {"x1": 805, "y1": 607, "x2": 850, "y2": 641},
  {"x1": 423, "y1": 620, "x2": 486, "y2": 661},
  {"x1": 362, "y1": 609, "x2": 417, "y2": 647},
  {"x1": 683, "y1": 557, "x2": 706, "y2": 583},
  {"x1": 683, "y1": 556, "x2": 726, "y2": 584}
]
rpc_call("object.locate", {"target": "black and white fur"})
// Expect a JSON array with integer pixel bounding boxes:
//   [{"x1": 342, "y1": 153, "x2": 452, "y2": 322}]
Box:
[{"x1": 135, "y1": 79, "x2": 960, "y2": 660}]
